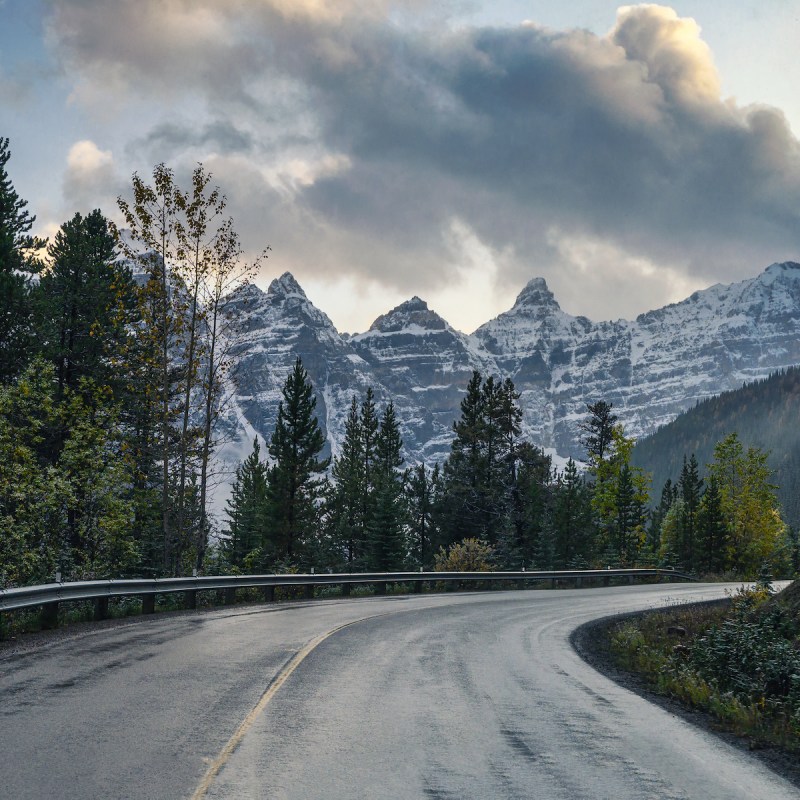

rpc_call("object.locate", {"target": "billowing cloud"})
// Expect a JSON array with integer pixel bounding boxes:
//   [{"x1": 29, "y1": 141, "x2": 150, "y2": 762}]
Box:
[
  {"x1": 612, "y1": 4, "x2": 721, "y2": 105},
  {"x1": 62, "y1": 139, "x2": 124, "y2": 215},
  {"x1": 43, "y1": 2, "x2": 800, "y2": 329}
]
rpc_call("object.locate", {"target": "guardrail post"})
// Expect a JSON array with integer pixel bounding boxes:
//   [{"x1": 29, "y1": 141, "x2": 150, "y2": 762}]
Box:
[
  {"x1": 224, "y1": 588, "x2": 236, "y2": 605},
  {"x1": 375, "y1": 581, "x2": 387, "y2": 596},
  {"x1": 603, "y1": 575, "x2": 610, "y2": 587},
  {"x1": 142, "y1": 594, "x2": 155, "y2": 615},
  {"x1": 304, "y1": 584, "x2": 314, "y2": 600},
  {"x1": 262, "y1": 586, "x2": 275, "y2": 602},
  {"x1": 0, "y1": 612, "x2": 7, "y2": 641},
  {"x1": 341, "y1": 582, "x2": 351, "y2": 597},
  {"x1": 185, "y1": 590, "x2": 197, "y2": 610},
  {"x1": 575, "y1": 577, "x2": 582, "y2": 589},
  {"x1": 41, "y1": 601, "x2": 59, "y2": 629},
  {"x1": 414, "y1": 580, "x2": 423, "y2": 594},
  {"x1": 93, "y1": 597, "x2": 109, "y2": 621},
  {"x1": 628, "y1": 574, "x2": 634, "y2": 585}
]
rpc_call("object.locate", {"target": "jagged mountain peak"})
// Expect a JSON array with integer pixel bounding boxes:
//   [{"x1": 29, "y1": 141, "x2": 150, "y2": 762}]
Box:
[
  {"x1": 267, "y1": 271, "x2": 308, "y2": 300},
  {"x1": 512, "y1": 277, "x2": 562, "y2": 313},
  {"x1": 761, "y1": 261, "x2": 800, "y2": 281},
  {"x1": 366, "y1": 295, "x2": 448, "y2": 334},
  {"x1": 233, "y1": 281, "x2": 266, "y2": 301},
  {"x1": 214, "y1": 259, "x2": 800, "y2": 517}
]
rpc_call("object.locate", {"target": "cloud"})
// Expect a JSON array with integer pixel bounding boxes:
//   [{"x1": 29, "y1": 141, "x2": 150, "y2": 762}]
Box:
[
  {"x1": 612, "y1": 5, "x2": 721, "y2": 105},
  {"x1": 62, "y1": 139, "x2": 123, "y2": 215},
  {"x1": 44, "y1": 2, "x2": 800, "y2": 326}
]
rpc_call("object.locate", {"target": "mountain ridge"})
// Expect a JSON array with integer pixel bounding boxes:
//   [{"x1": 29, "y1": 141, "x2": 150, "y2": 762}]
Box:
[{"x1": 212, "y1": 261, "x2": 800, "y2": 507}]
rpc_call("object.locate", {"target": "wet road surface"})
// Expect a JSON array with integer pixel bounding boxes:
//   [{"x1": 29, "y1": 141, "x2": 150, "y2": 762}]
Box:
[{"x1": 1, "y1": 584, "x2": 796, "y2": 799}]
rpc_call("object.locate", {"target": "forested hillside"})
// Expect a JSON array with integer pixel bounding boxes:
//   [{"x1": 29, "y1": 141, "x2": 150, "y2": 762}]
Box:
[{"x1": 632, "y1": 367, "x2": 800, "y2": 530}]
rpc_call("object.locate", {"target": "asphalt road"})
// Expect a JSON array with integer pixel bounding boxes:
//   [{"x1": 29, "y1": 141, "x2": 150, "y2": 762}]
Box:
[{"x1": 1, "y1": 583, "x2": 796, "y2": 799}]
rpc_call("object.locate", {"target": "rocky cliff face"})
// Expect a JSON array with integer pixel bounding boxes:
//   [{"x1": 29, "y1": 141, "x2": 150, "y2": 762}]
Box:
[
  {"x1": 219, "y1": 273, "x2": 375, "y2": 464},
  {"x1": 474, "y1": 261, "x2": 800, "y2": 457},
  {"x1": 349, "y1": 296, "x2": 497, "y2": 460},
  {"x1": 217, "y1": 262, "x2": 800, "y2": 480}
]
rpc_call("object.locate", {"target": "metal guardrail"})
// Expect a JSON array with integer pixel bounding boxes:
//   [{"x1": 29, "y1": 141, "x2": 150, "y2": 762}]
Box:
[{"x1": 0, "y1": 568, "x2": 694, "y2": 622}]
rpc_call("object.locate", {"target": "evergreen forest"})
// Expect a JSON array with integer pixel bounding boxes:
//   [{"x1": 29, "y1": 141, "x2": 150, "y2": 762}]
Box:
[
  {"x1": 633, "y1": 368, "x2": 800, "y2": 531},
  {"x1": 1, "y1": 140, "x2": 796, "y2": 589}
]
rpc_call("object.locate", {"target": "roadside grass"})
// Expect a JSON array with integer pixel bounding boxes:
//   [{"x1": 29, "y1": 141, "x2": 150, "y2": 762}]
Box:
[{"x1": 608, "y1": 586, "x2": 800, "y2": 753}]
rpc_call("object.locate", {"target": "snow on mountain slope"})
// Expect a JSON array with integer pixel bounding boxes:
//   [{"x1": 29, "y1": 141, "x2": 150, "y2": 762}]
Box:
[
  {"x1": 473, "y1": 261, "x2": 800, "y2": 456},
  {"x1": 220, "y1": 273, "x2": 376, "y2": 462},
  {"x1": 213, "y1": 261, "x2": 800, "y2": 505},
  {"x1": 350, "y1": 296, "x2": 498, "y2": 461}
]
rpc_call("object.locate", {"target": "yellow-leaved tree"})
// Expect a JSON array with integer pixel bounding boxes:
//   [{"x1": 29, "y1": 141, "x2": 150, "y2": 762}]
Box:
[{"x1": 709, "y1": 433, "x2": 785, "y2": 577}]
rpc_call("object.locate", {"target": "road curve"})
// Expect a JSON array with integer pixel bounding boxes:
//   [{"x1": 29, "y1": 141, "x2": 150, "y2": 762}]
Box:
[{"x1": 1, "y1": 583, "x2": 795, "y2": 799}]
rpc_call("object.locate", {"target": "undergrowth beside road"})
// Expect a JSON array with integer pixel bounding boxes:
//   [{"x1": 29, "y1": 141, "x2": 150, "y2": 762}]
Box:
[{"x1": 609, "y1": 582, "x2": 800, "y2": 752}]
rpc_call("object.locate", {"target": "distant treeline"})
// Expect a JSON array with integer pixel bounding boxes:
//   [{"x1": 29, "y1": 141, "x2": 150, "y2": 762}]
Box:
[{"x1": 632, "y1": 367, "x2": 800, "y2": 530}]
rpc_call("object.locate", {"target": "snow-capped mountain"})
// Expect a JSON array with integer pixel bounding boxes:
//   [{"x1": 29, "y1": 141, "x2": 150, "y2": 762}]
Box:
[
  {"x1": 349, "y1": 296, "x2": 497, "y2": 460},
  {"x1": 218, "y1": 273, "x2": 376, "y2": 463},
  {"x1": 217, "y1": 262, "x2": 800, "y2": 484}
]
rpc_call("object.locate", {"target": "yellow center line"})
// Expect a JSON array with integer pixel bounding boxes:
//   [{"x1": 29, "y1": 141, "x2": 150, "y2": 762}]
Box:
[{"x1": 190, "y1": 611, "x2": 391, "y2": 799}]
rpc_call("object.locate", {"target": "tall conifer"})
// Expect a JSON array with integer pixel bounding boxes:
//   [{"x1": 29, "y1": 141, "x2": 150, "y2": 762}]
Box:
[{"x1": 266, "y1": 358, "x2": 328, "y2": 563}]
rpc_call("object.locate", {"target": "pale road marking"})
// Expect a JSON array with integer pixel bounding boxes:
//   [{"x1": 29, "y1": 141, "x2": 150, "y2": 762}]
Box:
[{"x1": 190, "y1": 611, "x2": 391, "y2": 800}]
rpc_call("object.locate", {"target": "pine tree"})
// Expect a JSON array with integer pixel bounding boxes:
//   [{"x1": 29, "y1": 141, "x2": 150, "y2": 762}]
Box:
[
  {"x1": 498, "y1": 442, "x2": 552, "y2": 568},
  {"x1": 266, "y1": 358, "x2": 329, "y2": 563},
  {"x1": 592, "y1": 426, "x2": 650, "y2": 565},
  {"x1": 647, "y1": 478, "x2": 677, "y2": 554},
  {"x1": 224, "y1": 438, "x2": 269, "y2": 569},
  {"x1": 440, "y1": 371, "x2": 486, "y2": 544},
  {"x1": 677, "y1": 454, "x2": 703, "y2": 570},
  {"x1": 406, "y1": 462, "x2": 440, "y2": 569},
  {"x1": 367, "y1": 401, "x2": 407, "y2": 571},
  {"x1": 440, "y1": 372, "x2": 524, "y2": 547},
  {"x1": 329, "y1": 396, "x2": 366, "y2": 568},
  {"x1": 359, "y1": 386, "x2": 379, "y2": 541},
  {"x1": 580, "y1": 400, "x2": 618, "y2": 468},
  {"x1": 35, "y1": 210, "x2": 135, "y2": 401},
  {"x1": 0, "y1": 138, "x2": 45, "y2": 383},
  {"x1": 552, "y1": 458, "x2": 595, "y2": 567},
  {"x1": 696, "y1": 471, "x2": 727, "y2": 574}
]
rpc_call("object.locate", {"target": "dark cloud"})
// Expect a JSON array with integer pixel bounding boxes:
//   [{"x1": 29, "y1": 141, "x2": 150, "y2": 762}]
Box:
[
  {"x1": 130, "y1": 120, "x2": 256, "y2": 163},
  {"x1": 46, "y1": 2, "x2": 800, "y2": 320}
]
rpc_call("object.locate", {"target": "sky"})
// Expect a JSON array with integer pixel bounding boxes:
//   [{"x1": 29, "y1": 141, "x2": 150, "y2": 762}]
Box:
[{"x1": 2, "y1": 0, "x2": 800, "y2": 334}]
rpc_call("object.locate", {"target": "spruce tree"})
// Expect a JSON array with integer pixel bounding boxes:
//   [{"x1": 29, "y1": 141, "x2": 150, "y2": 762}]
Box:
[
  {"x1": 552, "y1": 458, "x2": 594, "y2": 568},
  {"x1": 329, "y1": 395, "x2": 366, "y2": 568},
  {"x1": 406, "y1": 462, "x2": 440, "y2": 569},
  {"x1": 367, "y1": 401, "x2": 407, "y2": 571},
  {"x1": 224, "y1": 438, "x2": 269, "y2": 569},
  {"x1": 677, "y1": 454, "x2": 703, "y2": 570},
  {"x1": 648, "y1": 478, "x2": 677, "y2": 554},
  {"x1": 440, "y1": 371, "x2": 525, "y2": 550},
  {"x1": 0, "y1": 138, "x2": 45, "y2": 382},
  {"x1": 440, "y1": 371, "x2": 490, "y2": 544},
  {"x1": 592, "y1": 426, "x2": 650, "y2": 565},
  {"x1": 580, "y1": 400, "x2": 618, "y2": 468},
  {"x1": 499, "y1": 442, "x2": 552, "y2": 568},
  {"x1": 35, "y1": 210, "x2": 135, "y2": 401},
  {"x1": 359, "y1": 386, "x2": 379, "y2": 541},
  {"x1": 696, "y1": 472, "x2": 727, "y2": 574},
  {"x1": 266, "y1": 358, "x2": 329, "y2": 563}
]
